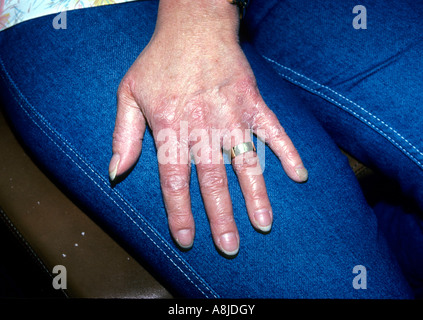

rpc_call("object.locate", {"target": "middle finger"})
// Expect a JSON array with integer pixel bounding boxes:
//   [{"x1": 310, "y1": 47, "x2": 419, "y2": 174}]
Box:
[{"x1": 193, "y1": 138, "x2": 240, "y2": 256}]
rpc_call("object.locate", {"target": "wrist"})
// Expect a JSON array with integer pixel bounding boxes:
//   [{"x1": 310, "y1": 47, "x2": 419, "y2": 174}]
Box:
[{"x1": 155, "y1": 0, "x2": 240, "y2": 39}]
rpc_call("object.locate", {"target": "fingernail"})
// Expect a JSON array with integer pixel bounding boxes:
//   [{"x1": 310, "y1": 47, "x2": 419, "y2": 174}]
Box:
[
  {"x1": 109, "y1": 154, "x2": 120, "y2": 181},
  {"x1": 254, "y1": 209, "x2": 272, "y2": 232},
  {"x1": 295, "y1": 166, "x2": 308, "y2": 182},
  {"x1": 175, "y1": 229, "x2": 194, "y2": 249},
  {"x1": 219, "y1": 232, "x2": 239, "y2": 256}
]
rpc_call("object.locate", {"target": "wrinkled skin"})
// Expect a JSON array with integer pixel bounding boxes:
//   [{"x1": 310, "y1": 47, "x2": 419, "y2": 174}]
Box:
[{"x1": 109, "y1": 0, "x2": 308, "y2": 256}]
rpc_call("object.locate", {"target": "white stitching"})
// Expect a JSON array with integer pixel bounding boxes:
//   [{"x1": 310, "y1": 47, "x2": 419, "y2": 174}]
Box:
[
  {"x1": 0, "y1": 58, "x2": 219, "y2": 298},
  {"x1": 22, "y1": 98, "x2": 217, "y2": 298},
  {"x1": 262, "y1": 55, "x2": 423, "y2": 169}
]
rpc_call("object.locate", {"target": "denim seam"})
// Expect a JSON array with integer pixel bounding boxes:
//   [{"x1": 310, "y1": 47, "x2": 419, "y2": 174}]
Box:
[
  {"x1": 262, "y1": 55, "x2": 423, "y2": 170},
  {"x1": 0, "y1": 58, "x2": 219, "y2": 298}
]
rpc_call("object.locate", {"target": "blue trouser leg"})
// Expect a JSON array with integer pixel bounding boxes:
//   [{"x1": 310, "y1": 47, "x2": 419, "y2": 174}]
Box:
[
  {"x1": 245, "y1": 0, "x2": 423, "y2": 209},
  {"x1": 0, "y1": 1, "x2": 414, "y2": 298},
  {"x1": 244, "y1": 0, "x2": 423, "y2": 297}
]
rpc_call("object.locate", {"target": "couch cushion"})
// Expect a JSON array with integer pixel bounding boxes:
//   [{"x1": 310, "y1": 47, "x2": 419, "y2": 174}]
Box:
[{"x1": 0, "y1": 111, "x2": 172, "y2": 298}]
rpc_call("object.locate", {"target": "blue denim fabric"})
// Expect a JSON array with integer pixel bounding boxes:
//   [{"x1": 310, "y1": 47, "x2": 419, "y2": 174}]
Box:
[
  {"x1": 245, "y1": 0, "x2": 423, "y2": 210},
  {"x1": 243, "y1": 0, "x2": 423, "y2": 296},
  {"x1": 0, "y1": 1, "x2": 417, "y2": 298}
]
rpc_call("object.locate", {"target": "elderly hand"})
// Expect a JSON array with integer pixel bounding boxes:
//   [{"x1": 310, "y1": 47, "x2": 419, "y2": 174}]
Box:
[{"x1": 109, "y1": 0, "x2": 308, "y2": 256}]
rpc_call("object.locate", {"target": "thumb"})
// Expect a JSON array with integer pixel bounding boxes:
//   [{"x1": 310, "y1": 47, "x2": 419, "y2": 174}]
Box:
[{"x1": 109, "y1": 82, "x2": 146, "y2": 182}]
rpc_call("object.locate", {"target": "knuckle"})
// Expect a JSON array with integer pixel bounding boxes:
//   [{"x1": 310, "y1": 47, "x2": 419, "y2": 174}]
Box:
[
  {"x1": 232, "y1": 77, "x2": 262, "y2": 113},
  {"x1": 284, "y1": 148, "x2": 299, "y2": 162},
  {"x1": 188, "y1": 100, "x2": 210, "y2": 126},
  {"x1": 275, "y1": 126, "x2": 288, "y2": 141},
  {"x1": 278, "y1": 138, "x2": 298, "y2": 158},
  {"x1": 112, "y1": 125, "x2": 143, "y2": 151},
  {"x1": 247, "y1": 179, "x2": 268, "y2": 201},
  {"x1": 200, "y1": 168, "x2": 227, "y2": 191},
  {"x1": 117, "y1": 78, "x2": 138, "y2": 109},
  {"x1": 234, "y1": 76, "x2": 262, "y2": 107},
  {"x1": 233, "y1": 76, "x2": 258, "y2": 96},
  {"x1": 153, "y1": 108, "x2": 180, "y2": 129},
  {"x1": 283, "y1": 148, "x2": 301, "y2": 167},
  {"x1": 161, "y1": 171, "x2": 189, "y2": 195},
  {"x1": 152, "y1": 95, "x2": 181, "y2": 129},
  {"x1": 232, "y1": 152, "x2": 259, "y2": 174},
  {"x1": 168, "y1": 212, "x2": 194, "y2": 229},
  {"x1": 117, "y1": 77, "x2": 134, "y2": 97},
  {"x1": 267, "y1": 125, "x2": 289, "y2": 148},
  {"x1": 251, "y1": 109, "x2": 276, "y2": 135},
  {"x1": 240, "y1": 107, "x2": 260, "y2": 126},
  {"x1": 211, "y1": 212, "x2": 236, "y2": 228}
]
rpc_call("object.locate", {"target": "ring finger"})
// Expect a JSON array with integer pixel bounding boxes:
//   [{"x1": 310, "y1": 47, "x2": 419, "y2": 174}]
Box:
[{"x1": 228, "y1": 128, "x2": 273, "y2": 233}]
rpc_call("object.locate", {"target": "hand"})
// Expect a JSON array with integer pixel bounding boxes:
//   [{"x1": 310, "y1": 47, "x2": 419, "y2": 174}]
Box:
[{"x1": 109, "y1": 0, "x2": 308, "y2": 256}]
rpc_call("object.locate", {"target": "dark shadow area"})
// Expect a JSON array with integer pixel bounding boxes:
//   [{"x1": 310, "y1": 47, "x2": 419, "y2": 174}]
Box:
[{"x1": 0, "y1": 208, "x2": 67, "y2": 298}]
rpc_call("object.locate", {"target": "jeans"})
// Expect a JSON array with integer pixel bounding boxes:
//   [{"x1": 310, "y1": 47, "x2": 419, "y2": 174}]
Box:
[{"x1": 0, "y1": 0, "x2": 421, "y2": 298}]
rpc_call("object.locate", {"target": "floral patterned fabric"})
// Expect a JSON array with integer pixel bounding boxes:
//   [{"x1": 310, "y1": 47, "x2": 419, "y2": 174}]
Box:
[{"x1": 0, "y1": 0, "x2": 138, "y2": 31}]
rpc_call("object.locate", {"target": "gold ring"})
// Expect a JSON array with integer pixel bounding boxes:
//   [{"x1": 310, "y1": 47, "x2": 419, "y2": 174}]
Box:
[{"x1": 231, "y1": 141, "x2": 256, "y2": 159}]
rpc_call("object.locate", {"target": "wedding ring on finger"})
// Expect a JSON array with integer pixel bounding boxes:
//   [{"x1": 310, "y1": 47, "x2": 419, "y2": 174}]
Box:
[{"x1": 231, "y1": 141, "x2": 256, "y2": 159}]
